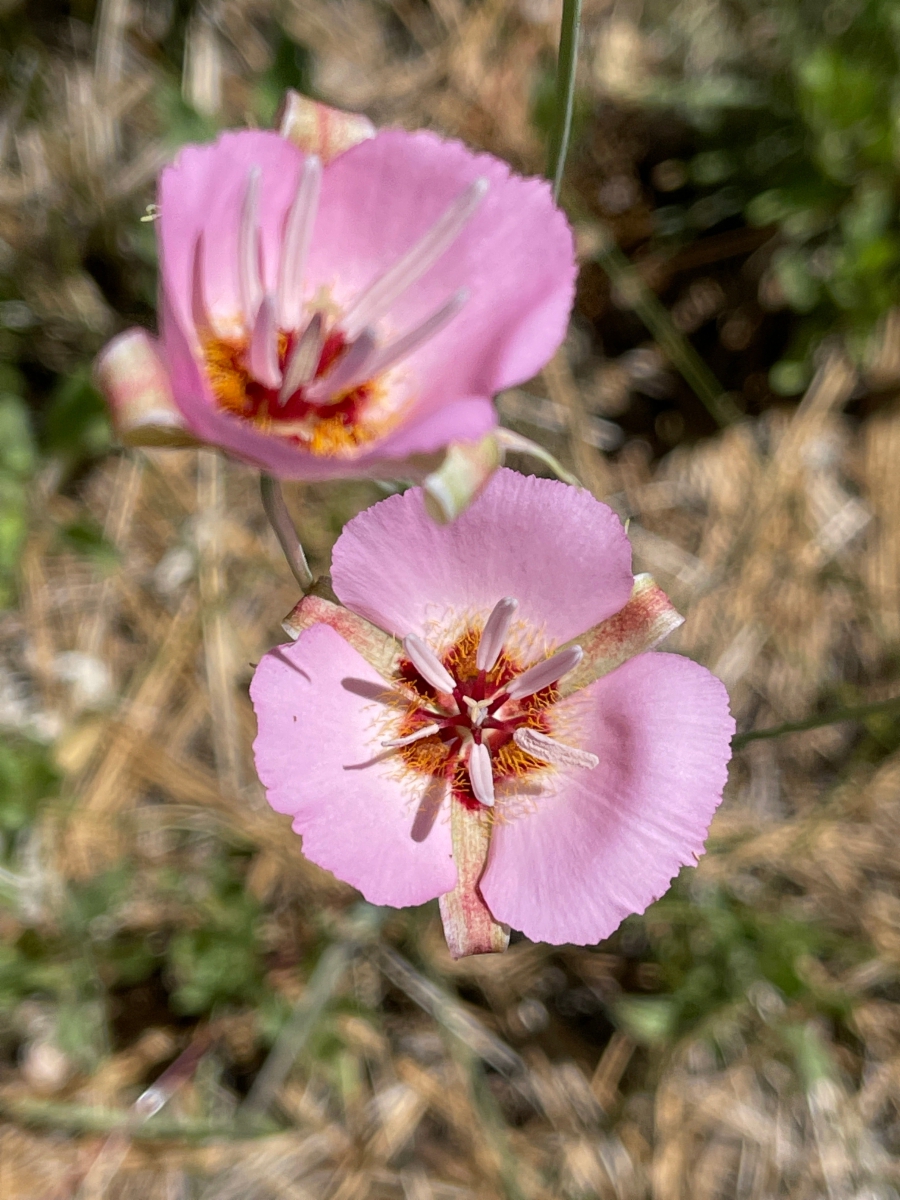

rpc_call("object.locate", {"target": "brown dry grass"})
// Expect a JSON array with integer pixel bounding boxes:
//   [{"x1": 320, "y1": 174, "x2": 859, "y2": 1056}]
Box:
[{"x1": 4, "y1": 2, "x2": 900, "y2": 1198}]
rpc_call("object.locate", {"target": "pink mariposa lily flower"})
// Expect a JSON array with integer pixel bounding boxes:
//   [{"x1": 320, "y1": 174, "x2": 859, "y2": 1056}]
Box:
[
  {"x1": 251, "y1": 469, "x2": 735, "y2": 956},
  {"x1": 96, "y1": 119, "x2": 575, "y2": 484}
]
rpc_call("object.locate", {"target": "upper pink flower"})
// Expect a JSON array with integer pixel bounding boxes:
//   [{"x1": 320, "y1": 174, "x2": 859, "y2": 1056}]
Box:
[
  {"x1": 250, "y1": 469, "x2": 735, "y2": 954},
  {"x1": 99, "y1": 127, "x2": 575, "y2": 481}
]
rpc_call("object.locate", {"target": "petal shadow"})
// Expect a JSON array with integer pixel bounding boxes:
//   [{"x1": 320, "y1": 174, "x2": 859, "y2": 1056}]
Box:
[
  {"x1": 270, "y1": 644, "x2": 311, "y2": 683},
  {"x1": 341, "y1": 676, "x2": 408, "y2": 706},
  {"x1": 411, "y1": 776, "x2": 447, "y2": 843}
]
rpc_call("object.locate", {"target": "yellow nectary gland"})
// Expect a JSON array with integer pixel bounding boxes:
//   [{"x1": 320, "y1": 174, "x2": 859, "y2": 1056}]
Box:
[
  {"x1": 202, "y1": 330, "x2": 382, "y2": 458},
  {"x1": 395, "y1": 625, "x2": 558, "y2": 809}
]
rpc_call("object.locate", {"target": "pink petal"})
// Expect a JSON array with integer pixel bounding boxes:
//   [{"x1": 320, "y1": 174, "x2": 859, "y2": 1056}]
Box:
[
  {"x1": 250, "y1": 623, "x2": 455, "y2": 906},
  {"x1": 362, "y1": 395, "x2": 496, "y2": 463},
  {"x1": 305, "y1": 129, "x2": 576, "y2": 414},
  {"x1": 480, "y1": 653, "x2": 734, "y2": 945},
  {"x1": 159, "y1": 130, "x2": 305, "y2": 333},
  {"x1": 331, "y1": 468, "x2": 634, "y2": 644}
]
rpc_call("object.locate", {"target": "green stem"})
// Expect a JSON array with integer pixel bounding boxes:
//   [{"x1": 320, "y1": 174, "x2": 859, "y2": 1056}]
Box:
[
  {"x1": 732, "y1": 695, "x2": 900, "y2": 750},
  {"x1": 260, "y1": 473, "x2": 313, "y2": 592},
  {"x1": 547, "y1": 0, "x2": 582, "y2": 201},
  {"x1": 1, "y1": 1096, "x2": 276, "y2": 1141}
]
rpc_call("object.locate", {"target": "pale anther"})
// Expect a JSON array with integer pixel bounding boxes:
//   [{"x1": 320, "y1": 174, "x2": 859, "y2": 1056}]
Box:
[
  {"x1": 342, "y1": 177, "x2": 488, "y2": 340},
  {"x1": 362, "y1": 289, "x2": 468, "y2": 383},
  {"x1": 383, "y1": 723, "x2": 440, "y2": 748},
  {"x1": 278, "y1": 313, "x2": 325, "y2": 406},
  {"x1": 468, "y1": 741, "x2": 495, "y2": 808},
  {"x1": 476, "y1": 597, "x2": 518, "y2": 672},
  {"x1": 403, "y1": 634, "x2": 456, "y2": 694},
  {"x1": 305, "y1": 329, "x2": 377, "y2": 405},
  {"x1": 248, "y1": 295, "x2": 281, "y2": 389},
  {"x1": 513, "y1": 727, "x2": 599, "y2": 770},
  {"x1": 505, "y1": 645, "x2": 584, "y2": 701},
  {"x1": 239, "y1": 166, "x2": 264, "y2": 325},
  {"x1": 277, "y1": 155, "x2": 322, "y2": 331},
  {"x1": 190, "y1": 234, "x2": 209, "y2": 334}
]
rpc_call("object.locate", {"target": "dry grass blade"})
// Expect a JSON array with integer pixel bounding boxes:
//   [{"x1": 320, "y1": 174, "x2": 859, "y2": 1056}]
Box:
[
  {"x1": 242, "y1": 907, "x2": 387, "y2": 1123},
  {"x1": 197, "y1": 451, "x2": 244, "y2": 794},
  {"x1": 371, "y1": 945, "x2": 539, "y2": 1109}
]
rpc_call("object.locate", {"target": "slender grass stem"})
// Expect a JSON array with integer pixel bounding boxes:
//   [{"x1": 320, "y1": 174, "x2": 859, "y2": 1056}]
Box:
[
  {"x1": 594, "y1": 229, "x2": 740, "y2": 428},
  {"x1": 544, "y1": 2, "x2": 737, "y2": 430},
  {"x1": 240, "y1": 905, "x2": 386, "y2": 1124},
  {"x1": 732, "y1": 695, "x2": 900, "y2": 750},
  {"x1": 2, "y1": 1098, "x2": 275, "y2": 1141},
  {"x1": 450, "y1": 1039, "x2": 530, "y2": 1200},
  {"x1": 547, "y1": 0, "x2": 582, "y2": 202},
  {"x1": 259, "y1": 473, "x2": 314, "y2": 591}
]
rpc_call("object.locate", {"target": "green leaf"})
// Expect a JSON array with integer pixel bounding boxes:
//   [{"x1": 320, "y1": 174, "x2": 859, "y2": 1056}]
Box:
[
  {"x1": 615, "y1": 996, "x2": 676, "y2": 1045},
  {"x1": 58, "y1": 516, "x2": 119, "y2": 572},
  {"x1": 0, "y1": 738, "x2": 59, "y2": 835},
  {"x1": 253, "y1": 29, "x2": 313, "y2": 126},
  {"x1": 769, "y1": 359, "x2": 812, "y2": 396},
  {"x1": 42, "y1": 371, "x2": 110, "y2": 461},
  {"x1": 0, "y1": 393, "x2": 35, "y2": 477}
]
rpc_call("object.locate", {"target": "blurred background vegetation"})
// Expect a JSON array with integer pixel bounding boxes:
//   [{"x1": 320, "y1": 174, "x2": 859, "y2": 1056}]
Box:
[{"x1": 3, "y1": 1, "x2": 900, "y2": 1197}]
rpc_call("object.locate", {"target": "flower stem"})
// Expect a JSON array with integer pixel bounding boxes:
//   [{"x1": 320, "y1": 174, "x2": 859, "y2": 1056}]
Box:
[
  {"x1": 547, "y1": 0, "x2": 582, "y2": 202},
  {"x1": 259, "y1": 473, "x2": 314, "y2": 592},
  {"x1": 732, "y1": 695, "x2": 900, "y2": 750}
]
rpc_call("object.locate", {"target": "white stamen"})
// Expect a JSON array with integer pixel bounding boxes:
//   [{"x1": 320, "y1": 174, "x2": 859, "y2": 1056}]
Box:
[
  {"x1": 513, "y1": 727, "x2": 599, "y2": 770},
  {"x1": 191, "y1": 233, "x2": 209, "y2": 333},
  {"x1": 277, "y1": 155, "x2": 322, "y2": 331},
  {"x1": 278, "y1": 313, "x2": 325, "y2": 406},
  {"x1": 468, "y1": 741, "x2": 495, "y2": 808},
  {"x1": 403, "y1": 634, "x2": 456, "y2": 695},
  {"x1": 341, "y1": 177, "x2": 488, "y2": 340},
  {"x1": 318, "y1": 291, "x2": 467, "y2": 401},
  {"x1": 364, "y1": 289, "x2": 468, "y2": 380},
  {"x1": 248, "y1": 294, "x2": 281, "y2": 389},
  {"x1": 305, "y1": 329, "x2": 377, "y2": 405},
  {"x1": 239, "y1": 166, "x2": 263, "y2": 324},
  {"x1": 383, "y1": 723, "x2": 440, "y2": 748},
  {"x1": 476, "y1": 597, "x2": 518, "y2": 672},
  {"x1": 505, "y1": 646, "x2": 584, "y2": 701}
]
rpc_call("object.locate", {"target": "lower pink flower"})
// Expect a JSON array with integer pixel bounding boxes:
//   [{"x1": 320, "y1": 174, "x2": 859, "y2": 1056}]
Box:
[{"x1": 250, "y1": 469, "x2": 735, "y2": 954}]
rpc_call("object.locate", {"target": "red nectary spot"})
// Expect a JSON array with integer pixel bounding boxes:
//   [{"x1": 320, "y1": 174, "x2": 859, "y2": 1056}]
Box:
[{"x1": 317, "y1": 330, "x2": 347, "y2": 377}]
